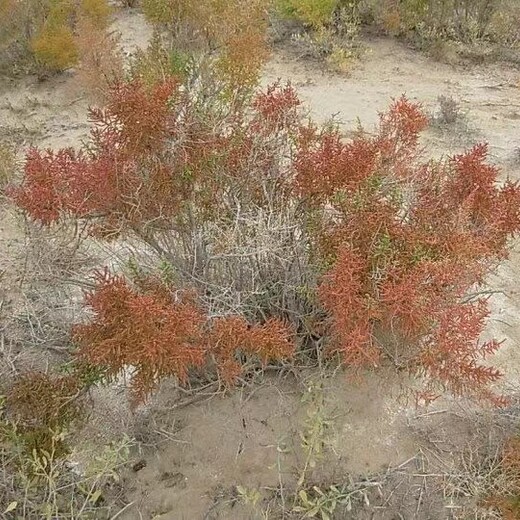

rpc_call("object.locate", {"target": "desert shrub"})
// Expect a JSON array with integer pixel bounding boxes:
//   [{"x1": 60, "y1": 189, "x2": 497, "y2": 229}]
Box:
[
  {"x1": 31, "y1": 23, "x2": 78, "y2": 72},
  {"x1": 141, "y1": 0, "x2": 270, "y2": 91},
  {"x1": 0, "y1": 0, "x2": 48, "y2": 72},
  {"x1": 2, "y1": 371, "x2": 84, "y2": 456},
  {"x1": 78, "y1": 0, "x2": 111, "y2": 27},
  {"x1": 368, "y1": 0, "x2": 520, "y2": 55},
  {"x1": 275, "y1": 0, "x2": 520, "y2": 63},
  {"x1": 9, "y1": 79, "x2": 520, "y2": 404},
  {"x1": 73, "y1": 270, "x2": 295, "y2": 403},
  {"x1": 128, "y1": 32, "x2": 191, "y2": 86},
  {"x1": 74, "y1": 16, "x2": 124, "y2": 100},
  {"x1": 28, "y1": 0, "x2": 78, "y2": 72},
  {"x1": 8, "y1": 78, "x2": 310, "y2": 403},
  {"x1": 296, "y1": 97, "x2": 520, "y2": 402},
  {"x1": 483, "y1": 436, "x2": 520, "y2": 519},
  {"x1": 431, "y1": 94, "x2": 462, "y2": 126},
  {"x1": 274, "y1": 0, "x2": 363, "y2": 72},
  {"x1": 0, "y1": 0, "x2": 112, "y2": 75}
]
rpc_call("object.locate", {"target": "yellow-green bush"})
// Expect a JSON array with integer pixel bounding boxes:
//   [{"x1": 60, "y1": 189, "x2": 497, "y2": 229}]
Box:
[
  {"x1": 277, "y1": 0, "x2": 337, "y2": 28},
  {"x1": 31, "y1": 24, "x2": 78, "y2": 72},
  {"x1": 79, "y1": 0, "x2": 112, "y2": 28},
  {"x1": 0, "y1": 0, "x2": 112, "y2": 74},
  {"x1": 141, "y1": 0, "x2": 180, "y2": 25},
  {"x1": 274, "y1": 0, "x2": 363, "y2": 73}
]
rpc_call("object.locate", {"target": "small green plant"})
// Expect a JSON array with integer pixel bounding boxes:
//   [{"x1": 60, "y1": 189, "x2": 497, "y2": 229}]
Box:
[
  {"x1": 237, "y1": 485, "x2": 262, "y2": 507},
  {"x1": 0, "y1": 404, "x2": 133, "y2": 519},
  {"x1": 294, "y1": 478, "x2": 382, "y2": 519},
  {"x1": 297, "y1": 380, "x2": 332, "y2": 487},
  {"x1": 294, "y1": 485, "x2": 350, "y2": 519},
  {"x1": 289, "y1": 380, "x2": 381, "y2": 518}
]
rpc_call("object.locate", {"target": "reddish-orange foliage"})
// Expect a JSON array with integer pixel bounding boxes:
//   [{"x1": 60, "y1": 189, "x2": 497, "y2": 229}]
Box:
[
  {"x1": 252, "y1": 82, "x2": 301, "y2": 132},
  {"x1": 74, "y1": 269, "x2": 207, "y2": 401},
  {"x1": 318, "y1": 248, "x2": 381, "y2": 367},
  {"x1": 9, "y1": 80, "x2": 181, "y2": 237},
  {"x1": 209, "y1": 316, "x2": 295, "y2": 384},
  {"x1": 74, "y1": 270, "x2": 294, "y2": 403},
  {"x1": 9, "y1": 79, "x2": 301, "y2": 238},
  {"x1": 297, "y1": 96, "x2": 520, "y2": 402}
]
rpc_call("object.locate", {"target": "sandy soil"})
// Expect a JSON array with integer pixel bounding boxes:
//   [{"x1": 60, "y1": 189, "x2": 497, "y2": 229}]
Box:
[{"x1": 1, "y1": 9, "x2": 520, "y2": 520}]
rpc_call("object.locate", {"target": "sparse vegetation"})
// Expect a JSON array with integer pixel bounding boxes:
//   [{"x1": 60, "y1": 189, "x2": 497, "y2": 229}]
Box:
[
  {"x1": 369, "y1": 0, "x2": 520, "y2": 50},
  {"x1": 273, "y1": 0, "x2": 520, "y2": 67},
  {"x1": 479, "y1": 433, "x2": 520, "y2": 519},
  {"x1": 431, "y1": 94, "x2": 463, "y2": 126}
]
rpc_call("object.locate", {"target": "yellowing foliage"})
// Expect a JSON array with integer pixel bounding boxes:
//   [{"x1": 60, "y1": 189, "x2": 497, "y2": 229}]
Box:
[
  {"x1": 278, "y1": 0, "x2": 337, "y2": 28},
  {"x1": 46, "y1": 0, "x2": 75, "y2": 26},
  {"x1": 142, "y1": 0, "x2": 270, "y2": 91},
  {"x1": 79, "y1": 0, "x2": 111, "y2": 28},
  {"x1": 1, "y1": 0, "x2": 112, "y2": 74},
  {"x1": 31, "y1": 24, "x2": 78, "y2": 71},
  {"x1": 141, "y1": 0, "x2": 181, "y2": 24}
]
